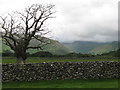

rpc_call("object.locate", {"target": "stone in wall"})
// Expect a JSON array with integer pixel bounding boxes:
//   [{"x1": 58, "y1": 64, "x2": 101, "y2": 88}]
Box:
[{"x1": 2, "y1": 61, "x2": 120, "y2": 82}]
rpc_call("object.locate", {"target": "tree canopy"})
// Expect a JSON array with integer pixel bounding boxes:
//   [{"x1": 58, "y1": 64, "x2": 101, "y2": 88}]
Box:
[{"x1": 0, "y1": 4, "x2": 56, "y2": 64}]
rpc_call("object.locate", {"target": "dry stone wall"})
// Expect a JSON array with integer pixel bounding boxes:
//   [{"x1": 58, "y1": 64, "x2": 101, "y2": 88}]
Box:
[{"x1": 2, "y1": 61, "x2": 120, "y2": 82}]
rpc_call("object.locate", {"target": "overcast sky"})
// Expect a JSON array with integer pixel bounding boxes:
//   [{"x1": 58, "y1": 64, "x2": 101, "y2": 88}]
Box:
[{"x1": 0, "y1": 0, "x2": 119, "y2": 42}]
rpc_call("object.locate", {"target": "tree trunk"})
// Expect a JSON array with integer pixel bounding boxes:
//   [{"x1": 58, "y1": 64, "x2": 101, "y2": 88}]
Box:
[{"x1": 16, "y1": 57, "x2": 25, "y2": 64}]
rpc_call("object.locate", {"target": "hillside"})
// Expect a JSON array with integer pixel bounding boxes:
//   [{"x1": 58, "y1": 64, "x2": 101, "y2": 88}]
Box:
[
  {"x1": 89, "y1": 41, "x2": 118, "y2": 54},
  {"x1": 2, "y1": 38, "x2": 71, "y2": 55},
  {"x1": 2, "y1": 38, "x2": 119, "y2": 55},
  {"x1": 63, "y1": 41, "x2": 119, "y2": 55}
]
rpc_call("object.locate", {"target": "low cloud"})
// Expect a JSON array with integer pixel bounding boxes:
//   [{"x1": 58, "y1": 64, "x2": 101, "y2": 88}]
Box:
[
  {"x1": 0, "y1": 0, "x2": 118, "y2": 42},
  {"x1": 49, "y1": 0, "x2": 118, "y2": 42}
]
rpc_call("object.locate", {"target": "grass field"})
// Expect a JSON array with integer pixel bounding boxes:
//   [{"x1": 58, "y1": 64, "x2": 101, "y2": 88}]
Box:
[
  {"x1": 2, "y1": 57, "x2": 119, "y2": 64},
  {"x1": 2, "y1": 79, "x2": 119, "y2": 88}
]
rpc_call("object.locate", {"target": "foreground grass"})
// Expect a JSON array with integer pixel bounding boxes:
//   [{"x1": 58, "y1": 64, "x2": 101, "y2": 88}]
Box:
[
  {"x1": 2, "y1": 79, "x2": 118, "y2": 88},
  {"x1": 2, "y1": 57, "x2": 119, "y2": 64}
]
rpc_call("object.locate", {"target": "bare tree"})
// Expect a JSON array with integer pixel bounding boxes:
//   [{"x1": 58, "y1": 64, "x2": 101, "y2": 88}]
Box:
[{"x1": 0, "y1": 4, "x2": 55, "y2": 64}]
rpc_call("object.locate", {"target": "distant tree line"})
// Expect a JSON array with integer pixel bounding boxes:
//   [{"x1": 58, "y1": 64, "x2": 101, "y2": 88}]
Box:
[
  {"x1": 0, "y1": 50, "x2": 95, "y2": 58},
  {"x1": 2, "y1": 49, "x2": 120, "y2": 58},
  {"x1": 1, "y1": 50, "x2": 91, "y2": 57}
]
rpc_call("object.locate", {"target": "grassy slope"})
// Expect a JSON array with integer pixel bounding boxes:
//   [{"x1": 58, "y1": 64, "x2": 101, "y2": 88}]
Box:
[
  {"x1": 3, "y1": 79, "x2": 118, "y2": 88},
  {"x1": 2, "y1": 42, "x2": 12, "y2": 52},
  {"x1": 2, "y1": 39, "x2": 119, "y2": 55},
  {"x1": 89, "y1": 44, "x2": 113, "y2": 54},
  {"x1": 89, "y1": 43, "x2": 118, "y2": 54},
  {"x1": 42, "y1": 40, "x2": 71, "y2": 55},
  {"x1": 2, "y1": 39, "x2": 71, "y2": 55}
]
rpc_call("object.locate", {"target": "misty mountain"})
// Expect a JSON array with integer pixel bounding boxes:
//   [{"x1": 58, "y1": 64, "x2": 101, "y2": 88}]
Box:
[
  {"x1": 2, "y1": 37, "x2": 119, "y2": 55},
  {"x1": 63, "y1": 41, "x2": 119, "y2": 54}
]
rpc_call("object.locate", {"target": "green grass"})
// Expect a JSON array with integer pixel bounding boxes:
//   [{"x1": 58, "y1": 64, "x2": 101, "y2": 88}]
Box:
[
  {"x1": 2, "y1": 79, "x2": 119, "y2": 88},
  {"x1": 2, "y1": 57, "x2": 119, "y2": 64}
]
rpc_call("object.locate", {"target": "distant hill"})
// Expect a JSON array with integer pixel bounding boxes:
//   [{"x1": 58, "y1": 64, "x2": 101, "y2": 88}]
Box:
[
  {"x1": 2, "y1": 38, "x2": 71, "y2": 55},
  {"x1": 89, "y1": 41, "x2": 118, "y2": 54},
  {"x1": 63, "y1": 41, "x2": 119, "y2": 55},
  {"x1": 2, "y1": 38, "x2": 119, "y2": 55}
]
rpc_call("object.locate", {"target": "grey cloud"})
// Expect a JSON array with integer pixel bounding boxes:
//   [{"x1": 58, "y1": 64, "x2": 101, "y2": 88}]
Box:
[
  {"x1": 0, "y1": 0, "x2": 118, "y2": 43},
  {"x1": 50, "y1": 0, "x2": 118, "y2": 43}
]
